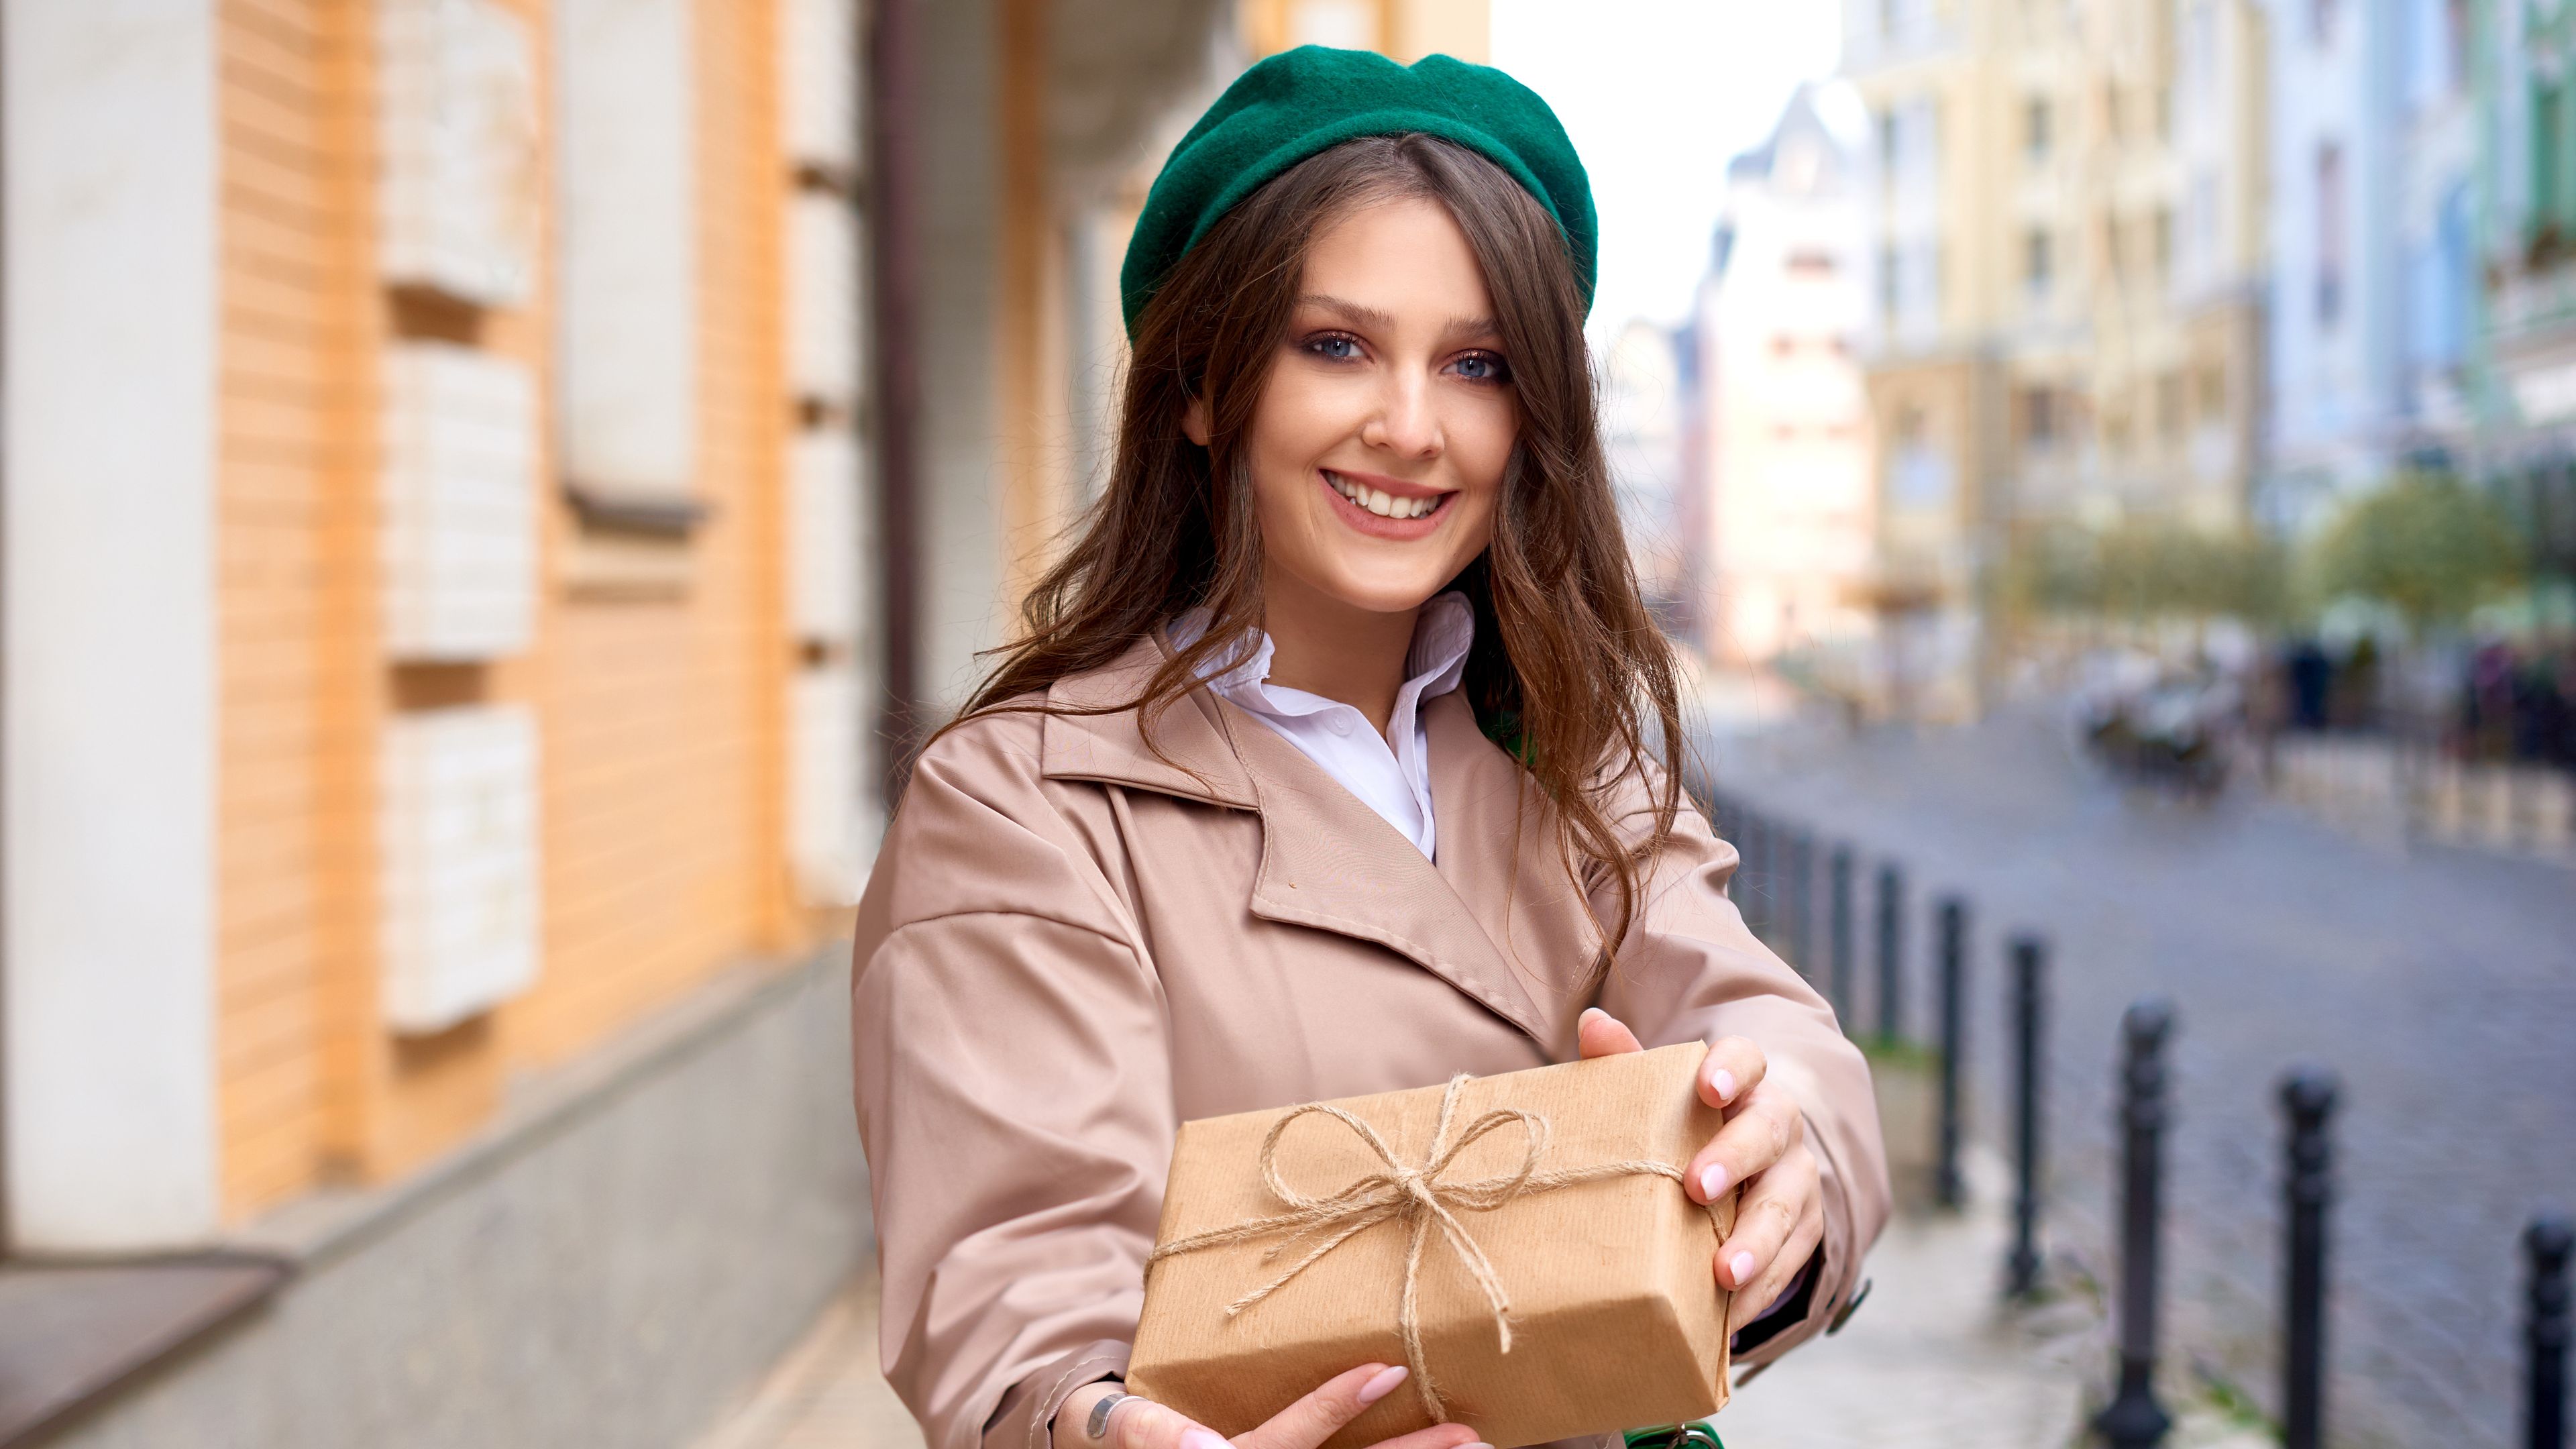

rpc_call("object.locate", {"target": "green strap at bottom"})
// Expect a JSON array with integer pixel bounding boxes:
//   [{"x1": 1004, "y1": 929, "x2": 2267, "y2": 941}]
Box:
[{"x1": 1623, "y1": 1423, "x2": 1722, "y2": 1449}]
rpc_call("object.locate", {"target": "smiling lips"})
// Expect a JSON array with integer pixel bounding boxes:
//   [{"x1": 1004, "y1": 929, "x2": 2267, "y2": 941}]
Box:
[{"x1": 1322, "y1": 468, "x2": 1450, "y2": 523}]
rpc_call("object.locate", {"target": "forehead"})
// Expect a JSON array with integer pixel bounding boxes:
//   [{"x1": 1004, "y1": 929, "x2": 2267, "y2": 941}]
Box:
[{"x1": 1299, "y1": 195, "x2": 1493, "y2": 319}]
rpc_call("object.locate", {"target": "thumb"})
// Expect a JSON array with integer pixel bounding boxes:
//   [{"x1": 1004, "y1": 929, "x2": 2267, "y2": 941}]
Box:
[
  {"x1": 1106, "y1": 1396, "x2": 1228, "y2": 1449},
  {"x1": 1578, "y1": 1007, "x2": 1646, "y2": 1059}
]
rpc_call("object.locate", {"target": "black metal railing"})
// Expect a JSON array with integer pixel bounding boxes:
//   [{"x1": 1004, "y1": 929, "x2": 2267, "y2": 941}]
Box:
[{"x1": 1696, "y1": 783, "x2": 2570, "y2": 1448}]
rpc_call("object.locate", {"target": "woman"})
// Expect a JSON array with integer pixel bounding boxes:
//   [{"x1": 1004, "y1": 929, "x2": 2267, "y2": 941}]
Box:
[{"x1": 850, "y1": 46, "x2": 1887, "y2": 1449}]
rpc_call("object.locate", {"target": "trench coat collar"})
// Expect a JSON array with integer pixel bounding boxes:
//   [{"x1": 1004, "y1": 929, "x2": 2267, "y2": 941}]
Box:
[{"x1": 1039, "y1": 635, "x2": 1561, "y2": 1045}]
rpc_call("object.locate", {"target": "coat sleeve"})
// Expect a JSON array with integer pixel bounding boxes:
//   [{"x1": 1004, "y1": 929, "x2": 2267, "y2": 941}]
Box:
[
  {"x1": 851, "y1": 727, "x2": 1174, "y2": 1449},
  {"x1": 1589, "y1": 771, "x2": 1889, "y2": 1368}
]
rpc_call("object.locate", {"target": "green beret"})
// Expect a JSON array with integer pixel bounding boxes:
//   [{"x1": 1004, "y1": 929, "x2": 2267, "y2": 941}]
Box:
[{"x1": 1119, "y1": 45, "x2": 1596, "y2": 337}]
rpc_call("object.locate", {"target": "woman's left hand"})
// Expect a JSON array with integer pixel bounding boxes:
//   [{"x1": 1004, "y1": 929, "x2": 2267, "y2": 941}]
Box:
[{"x1": 1578, "y1": 1008, "x2": 1825, "y2": 1337}]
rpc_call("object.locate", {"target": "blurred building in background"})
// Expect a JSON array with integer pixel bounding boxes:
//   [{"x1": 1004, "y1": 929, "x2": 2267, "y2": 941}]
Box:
[
  {"x1": 1603, "y1": 320, "x2": 1695, "y2": 637},
  {"x1": 1835, "y1": 0, "x2": 2267, "y2": 719},
  {"x1": 1686, "y1": 86, "x2": 1880, "y2": 699},
  {"x1": 2259, "y1": 0, "x2": 2477, "y2": 531},
  {"x1": 2468, "y1": 0, "x2": 2576, "y2": 592}
]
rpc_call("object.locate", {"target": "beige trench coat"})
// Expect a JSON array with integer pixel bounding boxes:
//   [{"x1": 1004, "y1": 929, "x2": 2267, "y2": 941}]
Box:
[{"x1": 850, "y1": 639, "x2": 1888, "y2": 1449}]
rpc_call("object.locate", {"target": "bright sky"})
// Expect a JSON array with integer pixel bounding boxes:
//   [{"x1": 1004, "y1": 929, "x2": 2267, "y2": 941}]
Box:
[{"x1": 1491, "y1": 0, "x2": 1844, "y2": 343}]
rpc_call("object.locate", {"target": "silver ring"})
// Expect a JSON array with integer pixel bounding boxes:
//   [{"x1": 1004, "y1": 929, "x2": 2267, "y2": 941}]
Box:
[{"x1": 1086, "y1": 1390, "x2": 1135, "y2": 1442}]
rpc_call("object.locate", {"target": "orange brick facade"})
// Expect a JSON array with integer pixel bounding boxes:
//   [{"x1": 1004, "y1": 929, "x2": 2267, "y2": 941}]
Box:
[{"x1": 211, "y1": 0, "x2": 824, "y2": 1220}]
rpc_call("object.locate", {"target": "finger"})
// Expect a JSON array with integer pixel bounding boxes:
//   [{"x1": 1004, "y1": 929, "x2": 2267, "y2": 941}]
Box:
[
  {"x1": 1715, "y1": 1142, "x2": 1819, "y2": 1296},
  {"x1": 1366, "y1": 1424, "x2": 1489, "y2": 1449},
  {"x1": 1238, "y1": 1364, "x2": 1438, "y2": 1449},
  {"x1": 1577, "y1": 1007, "x2": 1646, "y2": 1059},
  {"x1": 1684, "y1": 1079, "x2": 1805, "y2": 1203},
  {"x1": 1104, "y1": 1395, "x2": 1228, "y2": 1449},
  {"x1": 1727, "y1": 1197, "x2": 1825, "y2": 1337},
  {"x1": 1698, "y1": 1036, "x2": 1767, "y2": 1108}
]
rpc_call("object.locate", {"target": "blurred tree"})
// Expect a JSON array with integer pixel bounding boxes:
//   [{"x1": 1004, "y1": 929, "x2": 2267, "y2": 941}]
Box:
[
  {"x1": 2004, "y1": 519, "x2": 2282, "y2": 623},
  {"x1": 2308, "y1": 472, "x2": 2525, "y2": 629}
]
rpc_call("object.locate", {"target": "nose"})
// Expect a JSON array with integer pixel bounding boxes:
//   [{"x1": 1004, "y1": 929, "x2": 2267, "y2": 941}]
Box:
[{"x1": 1360, "y1": 366, "x2": 1442, "y2": 460}]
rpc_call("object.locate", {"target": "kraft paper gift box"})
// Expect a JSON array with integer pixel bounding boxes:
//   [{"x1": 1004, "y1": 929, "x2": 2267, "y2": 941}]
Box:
[{"x1": 1128, "y1": 1044, "x2": 1738, "y2": 1449}]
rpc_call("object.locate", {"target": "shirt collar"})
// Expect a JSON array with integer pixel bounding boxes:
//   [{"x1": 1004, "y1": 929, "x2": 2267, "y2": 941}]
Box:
[{"x1": 1167, "y1": 591, "x2": 1476, "y2": 714}]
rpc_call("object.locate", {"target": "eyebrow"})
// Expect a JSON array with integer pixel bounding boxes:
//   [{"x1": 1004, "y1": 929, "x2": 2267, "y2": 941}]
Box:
[{"x1": 1297, "y1": 293, "x2": 1501, "y2": 343}]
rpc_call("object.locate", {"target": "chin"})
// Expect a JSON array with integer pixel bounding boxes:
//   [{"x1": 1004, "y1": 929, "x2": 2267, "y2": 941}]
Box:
[{"x1": 1318, "y1": 570, "x2": 1452, "y2": 616}]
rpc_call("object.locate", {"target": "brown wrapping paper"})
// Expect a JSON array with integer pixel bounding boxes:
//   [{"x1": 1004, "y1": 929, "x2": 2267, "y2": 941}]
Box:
[{"x1": 1128, "y1": 1044, "x2": 1737, "y2": 1449}]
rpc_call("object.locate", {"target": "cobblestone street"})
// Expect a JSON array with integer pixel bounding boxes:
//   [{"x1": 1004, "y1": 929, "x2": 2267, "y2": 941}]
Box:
[{"x1": 1703, "y1": 700, "x2": 2576, "y2": 1449}]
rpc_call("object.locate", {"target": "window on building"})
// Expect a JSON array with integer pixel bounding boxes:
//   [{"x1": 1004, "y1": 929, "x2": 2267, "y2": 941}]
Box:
[
  {"x1": 2026, "y1": 96, "x2": 2052, "y2": 162},
  {"x1": 2446, "y1": 0, "x2": 2470, "y2": 93},
  {"x1": 2313, "y1": 0, "x2": 2336, "y2": 47},
  {"x1": 2158, "y1": 372, "x2": 2186, "y2": 440},
  {"x1": 2316, "y1": 141, "x2": 2345, "y2": 326},
  {"x1": 1878, "y1": 108, "x2": 1900, "y2": 186},
  {"x1": 2024, "y1": 386, "x2": 2059, "y2": 447},
  {"x1": 2197, "y1": 361, "x2": 2227, "y2": 418},
  {"x1": 2102, "y1": 211, "x2": 2124, "y2": 280},
  {"x1": 2537, "y1": 84, "x2": 2566, "y2": 228},
  {"x1": 557, "y1": 0, "x2": 699, "y2": 502},
  {"x1": 2153, "y1": 205, "x2": 2175, "y2": 282},
  {"x1": 1879, "y1": 241, "x2": 1902, "y2": 321},
  {"x1": 2026, "y1": 227, "x2": 2053, "y2": 300}
]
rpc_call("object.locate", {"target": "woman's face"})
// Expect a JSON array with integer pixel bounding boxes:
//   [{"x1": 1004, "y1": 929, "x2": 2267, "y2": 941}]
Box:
[{"x1": 1191, "y1": 195, "x2": 1517, "y2": 617}]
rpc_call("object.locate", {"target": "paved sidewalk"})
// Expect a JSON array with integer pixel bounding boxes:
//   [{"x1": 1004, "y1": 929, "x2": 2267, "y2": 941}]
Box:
[
  {"x1": 693, "y1": 1268, "x2": 923, "y2": 1449},
  {"x1": 1715, "y1": 1179, "x2": 2089, "y2": 1448}
]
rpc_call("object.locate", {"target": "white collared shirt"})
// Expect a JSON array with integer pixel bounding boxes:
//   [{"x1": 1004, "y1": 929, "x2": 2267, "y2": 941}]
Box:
[{"x1": 1169, "y1": 592, "x2": 1475, "y2": 860}]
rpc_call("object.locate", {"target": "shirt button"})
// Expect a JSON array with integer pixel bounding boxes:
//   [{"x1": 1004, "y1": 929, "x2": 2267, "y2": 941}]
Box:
[{"x1": 1328, "y1": 716, "x2": 1352, "y2": 736}]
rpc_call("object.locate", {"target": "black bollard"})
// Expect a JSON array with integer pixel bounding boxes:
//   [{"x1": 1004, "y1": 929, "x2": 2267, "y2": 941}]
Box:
[
  {"x1": 1828, "y1": 847, "x2": 1856, "y2": 1025},
  {"x1": 2532, "y1": 1215, "x2": 2573, "y2": 1449},
  {"x1": 1935, "y1": 896, "x2": 1968, "y2": 1209},
  {"x1": 2280, "y1": 1070, "x2": 2339, "y2": 1449},
  {"x1": 1788, "y1": 831, "x2": 1815, "y2": 975},
  {"x1": 1874, "y1": 861, "x2": 1904, "y2": 1042},
  {"x1": 2094, "y1": 999, "x2": 2176, "y2": 1449},
  {"x1": 2006, "y1": 934, "x2": 2047, "y2": 1298}
]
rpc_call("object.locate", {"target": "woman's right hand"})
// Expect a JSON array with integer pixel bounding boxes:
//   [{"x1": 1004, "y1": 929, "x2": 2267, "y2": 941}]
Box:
[{"x1": 1053, "y1": 1365, "x2": 1487, "y2": 1449}]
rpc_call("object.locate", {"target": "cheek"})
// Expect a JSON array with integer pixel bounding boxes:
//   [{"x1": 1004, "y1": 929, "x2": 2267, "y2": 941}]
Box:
[{"x1": 1446, "y1": 396, "x2": 1517, "y2": 532}]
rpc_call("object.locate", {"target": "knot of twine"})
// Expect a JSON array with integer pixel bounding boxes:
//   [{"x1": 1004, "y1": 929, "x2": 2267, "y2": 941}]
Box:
[{"x1": 1145, "y1": 1074, "x2": 1692, "y2": 1424}]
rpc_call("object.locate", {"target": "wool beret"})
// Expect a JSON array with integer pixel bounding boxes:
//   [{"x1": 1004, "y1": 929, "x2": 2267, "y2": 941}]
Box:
[{"x1": 1119, "y1": 45, "x2": 1597, "y2": 337}]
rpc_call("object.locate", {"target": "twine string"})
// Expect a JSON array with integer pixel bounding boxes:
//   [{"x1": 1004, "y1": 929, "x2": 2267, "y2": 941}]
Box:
[{"x1": 1145, "y1": 1074, "x2": 1694, "y2": 1424}]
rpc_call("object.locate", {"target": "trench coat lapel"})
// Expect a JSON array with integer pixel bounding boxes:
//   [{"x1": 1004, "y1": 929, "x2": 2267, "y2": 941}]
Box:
[
  {"x1": 1420, "y1": 692, "x2": 1602, "y2": 1044},
  {"x1": 1037, "y1": 637, "x2": 1553, "y2": 1043},
  {"x1": 1040, "y1": 638, "x2": 1258, "y2": 809},
  {"x1": 1221, "y1": 696, "x2": 1550, "y2": 1042}
]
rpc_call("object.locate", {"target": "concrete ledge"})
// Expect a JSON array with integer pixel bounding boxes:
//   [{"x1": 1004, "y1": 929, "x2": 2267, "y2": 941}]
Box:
[
  {"x1": 0, "y1": 1256, "x2": 288, "y2": 1446},
  {"x1": 32, "y1": 948, "x2": 869, "y2": 1449}
]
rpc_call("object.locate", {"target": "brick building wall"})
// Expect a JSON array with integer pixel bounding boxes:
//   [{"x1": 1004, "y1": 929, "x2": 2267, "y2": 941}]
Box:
[{"x1": 203, "y1": 0, "x2": 830, "y2": 1224}]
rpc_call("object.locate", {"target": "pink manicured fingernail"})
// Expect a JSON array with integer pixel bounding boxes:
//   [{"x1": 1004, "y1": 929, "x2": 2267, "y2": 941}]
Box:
[
  {"x1": 1182, "y1": 1432, "x2": 1229, "y2": 1449},
  {"x1": 1711, "y1": 1069, "x2": 1737, "y2": 1102},
  {"x1": 1698, "y1": 1163, "x2": 1727, "y2": 1201},
  {"x1": 1357, "y1": 1365, "x2": 1408, "y2": 1405},
  {"x1": 1729, "y1": 1251, "x2": 1757, "y2": 1287}
]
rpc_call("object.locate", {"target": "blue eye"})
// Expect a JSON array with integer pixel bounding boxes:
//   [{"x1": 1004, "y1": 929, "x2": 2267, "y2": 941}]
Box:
[
  {"x1": 1305, "y1": 333, "x2": 1362, "y2": 361},
  {"x1": 1451, "y1": 352, "x2": 1511, "y2": 383}
]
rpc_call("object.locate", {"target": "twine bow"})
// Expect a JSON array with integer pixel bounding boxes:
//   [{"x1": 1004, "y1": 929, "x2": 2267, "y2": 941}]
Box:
[{"x1": 1146, "y1": 1074, "x2": 1697, "y2": 1424}]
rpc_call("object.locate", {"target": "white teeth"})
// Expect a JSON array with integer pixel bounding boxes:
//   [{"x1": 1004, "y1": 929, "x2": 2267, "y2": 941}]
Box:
[{"x1": 1326, "y1": 471, "x2": 1440, "y2": 521}]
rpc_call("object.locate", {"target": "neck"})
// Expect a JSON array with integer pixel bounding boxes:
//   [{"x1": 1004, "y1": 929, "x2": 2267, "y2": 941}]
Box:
[{"x1": 1257, "y1": 570, "x2": 1419, "y2": 739}]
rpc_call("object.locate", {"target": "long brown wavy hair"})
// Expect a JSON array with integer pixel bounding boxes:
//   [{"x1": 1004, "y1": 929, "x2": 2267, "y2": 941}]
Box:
[{"x1": 950, "y1": 132, "x2": 1685, "y2": 971}]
